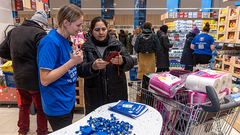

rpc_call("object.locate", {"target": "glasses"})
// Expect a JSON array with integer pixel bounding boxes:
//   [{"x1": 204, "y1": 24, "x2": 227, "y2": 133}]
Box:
[{"x1": 94, "y1": 27, "x2": 107, "y2": 32}]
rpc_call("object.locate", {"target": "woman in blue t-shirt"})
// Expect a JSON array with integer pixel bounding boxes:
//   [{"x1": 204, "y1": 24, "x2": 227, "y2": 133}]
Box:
[
  {"x1": 190, "y1": 22, "x2": 215, "y2": 64},
  {"x1": 37, "y1": 4, "x2": 84, "y2": 131}
]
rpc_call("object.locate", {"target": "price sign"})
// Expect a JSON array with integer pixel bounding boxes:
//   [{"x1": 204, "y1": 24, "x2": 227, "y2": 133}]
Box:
[
  {"x1": 228, "y1": 43, "x2": 234, "y2": 47},
  {"x1": 15, "y1": 0, "x2": 23, "y2": 11},
  {"x1": 44, "y1": 4, "x2": 49, "y2": 14},
  {"x1": 31, "y1": 0, "x2": 36, "y2": 10},
  {"x1": 219, "y1": 43, "x2": 224, "y2": 46}
]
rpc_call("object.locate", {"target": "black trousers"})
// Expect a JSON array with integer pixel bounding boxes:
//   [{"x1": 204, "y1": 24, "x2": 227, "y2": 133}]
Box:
[
  {"x1": 46, "y1": 106, "x2": 75, "y2": 132},
  {"x1": 156, "y1": 68, "x2": 170, "y2": 73},
  {"x1": 184, "y1": 65, "x2": 193, "y2": 72},
  {"x1": 194, "y1": 54, "x2": 212, "y2": 64}
]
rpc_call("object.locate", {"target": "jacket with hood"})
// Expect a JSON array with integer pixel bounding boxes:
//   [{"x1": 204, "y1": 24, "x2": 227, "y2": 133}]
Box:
[
  {"x1": 156, "y1": 30, "x2": 173, "y2": 68},
  {"x1": 77, "y1": 35, "x2": 134, "y2": 114},
  {"x1": 119, "y1": 32, "x2": 126, "y2": 47},
  {"x1": 0, "y1": 20, "x2": 47, "y2": 91},
  {"x1": 180, "y1": 32, "x2": 196, "y2": 65}
]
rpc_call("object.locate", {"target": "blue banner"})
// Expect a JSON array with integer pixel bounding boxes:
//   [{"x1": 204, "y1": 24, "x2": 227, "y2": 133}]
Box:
[
  {"x1": 101, "y1": 0, "x2": 114, "y2": 19},
  {"x1": 166, "y1": 0, "x2": 179, "y2": 12},
  {"x1": 201, "y1": 0, "x2": 212, "y2": 12},
  {"x1": 134, "y1": 0, "x2": 146, "y2": 29},
  {"x1": 235, "y1": 2, "x2": 240, "y2": 6}
]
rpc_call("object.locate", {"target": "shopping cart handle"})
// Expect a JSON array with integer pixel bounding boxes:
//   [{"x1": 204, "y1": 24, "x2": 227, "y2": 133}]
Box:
[
  {"x1": 219, "y1": 95, "x2": 240, "y2": 111},
  {"x1": 200, "y1": 86, "x2": 220, "y2": 112}
]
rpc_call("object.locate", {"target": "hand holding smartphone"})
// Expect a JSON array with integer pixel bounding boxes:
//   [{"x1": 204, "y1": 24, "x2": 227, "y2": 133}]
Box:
[{"x1": 105, "y1": 50, "x2": 122, "y2": 65}]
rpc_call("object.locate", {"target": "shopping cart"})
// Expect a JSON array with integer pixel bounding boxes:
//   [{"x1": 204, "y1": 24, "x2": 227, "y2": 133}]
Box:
[{"x1": 128, "y1": 81, "x2": 240, "y2": 135}]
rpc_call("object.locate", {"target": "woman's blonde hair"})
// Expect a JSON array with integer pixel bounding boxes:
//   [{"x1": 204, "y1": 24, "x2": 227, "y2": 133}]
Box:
[{"x1": 57, "y1": 4, "x2": 84, "y2": 28}]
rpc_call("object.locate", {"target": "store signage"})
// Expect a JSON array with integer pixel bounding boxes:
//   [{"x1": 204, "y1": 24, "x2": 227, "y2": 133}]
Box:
[
  {"x1": 42, "y1": 0, "x2": 48, "y2": 4},
  {"x1": 193, "y1": 12, "x2": 198, "y2": 18},
  {"x1": 16, "y1": 18, "x2": 20, "y2": 23},
  {"x1": 168, "y1": 12, "x2": 173, "y2": 18},
  {"x1": 228, "y1": 43, "x2": 234, "y2": 47},
  {"x1": 31, "y1": 0, "x2": 36, "y2": 10},
  {"x1": 210, "y1": 12, "x2": 217, "y2": 17},
  {"x1": 188, "y1": 12, "x2": 193, "y2": 18},
  {"x1": 175, "y1": 12, "x2": 179, "y2": 18},
  {"x1": 15, "y1": 0, "x2": 23, "y2": 11},
  {"x1": 179, "y1": 12, "x2": 184, "y2": 18},
  {"x1": 184, "y1": 12, "x2": 188, "y2": 18},
  {"x1": 44, "y1": 4, "x2": 48, "y2": 14},
  {"x1": 197, "y1": 12, "x2": 202, "y2": 18},
  {"x1": 203, "y1": 12, "x2": 209, "y2": 18}
]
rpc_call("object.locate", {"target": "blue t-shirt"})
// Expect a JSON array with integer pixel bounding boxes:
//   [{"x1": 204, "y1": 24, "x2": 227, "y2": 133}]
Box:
[
  {"x1": 37, "y1": 29, "x2": 77, "y2": 116},
  {"x1": 191, "y1": 33, "x2": 214, "y2": 56}
]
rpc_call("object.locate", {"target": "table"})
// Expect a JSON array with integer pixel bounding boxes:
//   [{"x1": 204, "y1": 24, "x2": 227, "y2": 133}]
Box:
[{"x1": 49, "y1": 102, "x2": 163, "y2": 135}]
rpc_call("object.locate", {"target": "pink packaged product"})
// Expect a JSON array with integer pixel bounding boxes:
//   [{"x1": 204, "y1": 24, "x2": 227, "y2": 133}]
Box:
[
  {"x1": 188, "y1": 88, "x2": 230, "y2": 105},
  {"x1": 155, "y1": 100, "x2": 180, "y2": 135},
  {"x1": 149, "y1": 72, "x2": 185, "y2": 98}
]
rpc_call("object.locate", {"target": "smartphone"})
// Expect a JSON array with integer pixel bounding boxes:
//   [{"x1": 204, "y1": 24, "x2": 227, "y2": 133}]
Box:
[{"x1": 105, "y1": 50, "x2": 122, "y2": 65}]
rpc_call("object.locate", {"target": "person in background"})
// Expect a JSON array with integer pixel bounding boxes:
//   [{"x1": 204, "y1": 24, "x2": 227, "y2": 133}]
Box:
[
  {"x1": 125, "y1": 30, "x2": 130, "y2": 53},
  {"x1": 180, "y1": 26, "x2": 200, "y2": 71},
  {"x1": 112, "y1": 28, "x2": 118, "y2": 39},
  {"x1": 134, "y1": 22, "x2": 160, "y2": 79},
  {"x1": 84, "y1": 29, "x2": 91, "y2": 39},
  {"x1": 151, "y1": 27, "x2": 155, "y2": 33},
  {"x1": 110, "y1": 32, "x2": 117, "y2": 38},
  {"x1": 0, "y1": 10, "x2": 49, "y2": 135},
  {"x1": 191, "y1": 22, "x2": 215, "y2": 65},
  {"x1": 119, "y1": 29, "x2": 126, "y2": 47},
  {"x1": 130, "y1": 30, "x2": 136, "y2": 55},
  {"x1": 156, "y1": 25, "x2": 173, "y2": 72},
  {"x1": 77, "y1": 17, "x2": 134, "y2": 114},
  {"x1": 132, "y1": 27, "x2": 142, "y2": 55},
  {"x1": 37, "y1": 4, "x2": 84, "y2": 131}
]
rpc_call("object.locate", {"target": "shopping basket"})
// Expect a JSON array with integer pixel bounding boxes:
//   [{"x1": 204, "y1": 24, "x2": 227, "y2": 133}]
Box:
[{"x1": 128, "y1": 81, "x2": 240, "y2": 135}]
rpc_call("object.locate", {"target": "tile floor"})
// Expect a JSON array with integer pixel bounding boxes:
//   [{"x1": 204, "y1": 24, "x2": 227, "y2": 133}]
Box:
[{"x1": 1, "y1": 71, "x2": 240, "y2": 135}]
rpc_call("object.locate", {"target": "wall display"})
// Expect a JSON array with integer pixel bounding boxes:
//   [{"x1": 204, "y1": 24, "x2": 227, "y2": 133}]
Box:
[
  {"x1": 31, "y1": 0, "x2": 36, "y2": 10},
  {"x1": 15, "y1": 0, "x2": 23, "y2": 11}
]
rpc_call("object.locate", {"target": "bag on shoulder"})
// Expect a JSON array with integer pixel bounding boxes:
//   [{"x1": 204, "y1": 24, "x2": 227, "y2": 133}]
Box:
[{"x1": 138, "y1": 33, "x2": 156, "y2": 53}]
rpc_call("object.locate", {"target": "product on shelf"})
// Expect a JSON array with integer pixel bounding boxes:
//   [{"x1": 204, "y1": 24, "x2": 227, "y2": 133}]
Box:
[
  {"x1": 234, "y1": 68, "x2": 240, "y2": 74},
  {"x1": 225, "y1": 56, "x2": 231, "y2": 62},
  {"x1": 219, "y1": 26, "x2": 224, "y2": 31},
  {"x1": 221, "y1": 8, "x2": 227, "y2": 14},
  {"x1": 229, "y1": 20, "x2": 236, "y2": 28},
  {"x1": 228, "y1": 32, "x2": 235, "y2": 39},
  {"x1": 215, "y1": 63, "x2": 221, "y2": 69},
  {"x1": 236, "y1": 58, "x2": 240, "y2": 64},
  {"x1": 219, "y1": 35, "x2": 224, "y2": 40},
  {"x1": 220, "y1": 17, "x2": 225, "y2": 23},
  {"x1": 230, "y1": 8, "x2": 238, "y2": 16},
  {"x1": 224, "y1": 65, "x2": 230, "y2": 71}
]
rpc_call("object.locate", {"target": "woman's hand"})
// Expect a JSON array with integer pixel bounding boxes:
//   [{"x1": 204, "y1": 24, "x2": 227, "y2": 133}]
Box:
[
  {"x1": 70, "y1": 49, "x2": 83, "y2": 65},
  {"x1": 110, "y1": 55, "x2": 123, "y2": 65},
  {"x1": 92, "y1": 58, "x2": 109, "y2": 70}
]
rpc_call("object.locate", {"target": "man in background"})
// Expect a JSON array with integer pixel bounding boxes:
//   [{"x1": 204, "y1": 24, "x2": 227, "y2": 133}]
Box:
[{"x1": 0, "y1": 10, "x2": 49, "y2": 135}]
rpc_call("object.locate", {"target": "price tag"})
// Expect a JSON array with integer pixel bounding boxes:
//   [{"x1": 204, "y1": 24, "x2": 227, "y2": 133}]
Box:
[
  {"x1": 232, "y1": 76, "x2": 237, "y2": 82},
  {"x1": 228, "y1": 43, "x2": 234, "y2": 47},
  {"x1": 235, "y1": 44, "x2": 240, "y2": 47},
  {"x1": 219, "y1": 43, "x2": 224, "y2": 46}
]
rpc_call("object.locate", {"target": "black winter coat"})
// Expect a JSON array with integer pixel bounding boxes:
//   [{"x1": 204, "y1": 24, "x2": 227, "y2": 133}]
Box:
[
  {"x1": 119, "y1": 33, "x2": 126, "y2": 47},
  {"x1": 180, "y1": 32, "x2": 196, "y2": 65},
  {"x1": 0, "y1": 20, "x2": 47, "y2": 91},
  {"x1": 156, "y1": 30, "x2": 173, "y2": 68},
  {"x1": 77, "y1": 35, "x2": 134, "y2": 114}
]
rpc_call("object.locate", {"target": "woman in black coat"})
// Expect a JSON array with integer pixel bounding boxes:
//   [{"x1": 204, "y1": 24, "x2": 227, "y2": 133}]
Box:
[
  {"x1": 77, "y1": 17, "x2": 134, "y2": 114},
  {"x1": 180, "y1": 26, "x2": 200, "y2": 71},
  {"x1": 156, "y1": 25, "x2": 173, "y2": 72}
]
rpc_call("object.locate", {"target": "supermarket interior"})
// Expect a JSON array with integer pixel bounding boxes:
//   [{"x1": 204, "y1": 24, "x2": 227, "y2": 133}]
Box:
[{"x1": 3, "y1": 0, "x2": 240, "y2": 135}]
